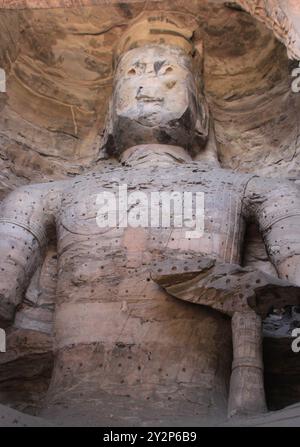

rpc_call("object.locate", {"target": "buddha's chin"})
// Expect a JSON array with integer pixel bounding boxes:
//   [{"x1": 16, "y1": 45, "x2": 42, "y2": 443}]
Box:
[
  {"x1": 135, "y1": 110, "x2": 178, "y2": 128},
  {"x1": 135, "y1": 113, "x2": 164, "y2": 127}
]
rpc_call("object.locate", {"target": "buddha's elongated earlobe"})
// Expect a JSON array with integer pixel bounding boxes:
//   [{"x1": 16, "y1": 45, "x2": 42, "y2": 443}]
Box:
[
  {"x1": 194, "y1": 98, "x2": 209, "y2": 146},
  {"x1": 99, "y1": 98, "x2": 117, "y2": 158}
]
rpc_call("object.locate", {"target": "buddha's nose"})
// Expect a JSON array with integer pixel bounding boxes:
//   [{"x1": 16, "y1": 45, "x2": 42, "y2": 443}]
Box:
[
  {"x1": 136, "y1": 86, "x2": 145, "y2": 99},
  {"x1": 137, "y1": 86, "x2": 143, "y2": 95}
]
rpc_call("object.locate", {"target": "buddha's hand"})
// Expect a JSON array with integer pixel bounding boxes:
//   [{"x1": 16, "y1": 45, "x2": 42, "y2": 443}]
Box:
[{"x1": 151, "y1": 257, "x2": 300, "y2": 318}]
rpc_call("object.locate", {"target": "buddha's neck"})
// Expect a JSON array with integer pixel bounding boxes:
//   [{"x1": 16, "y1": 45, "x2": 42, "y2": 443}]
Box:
[{"x1": 120, "y1": 144, "x2": 192, "y2": 167}]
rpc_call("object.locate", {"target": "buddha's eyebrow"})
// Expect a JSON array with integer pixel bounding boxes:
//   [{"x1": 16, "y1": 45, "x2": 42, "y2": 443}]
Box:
[{"x1": 154, "y1": 60, "x2": 166, "y2": 74}]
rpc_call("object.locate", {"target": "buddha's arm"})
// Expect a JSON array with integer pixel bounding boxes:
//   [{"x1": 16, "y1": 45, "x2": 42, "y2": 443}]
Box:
[
  {"x1": 244, "y1": 177, "x2": 300, "y2": 287},
  {"x1": 0, "y1": 184, "x2": 56, "y2": 327}
]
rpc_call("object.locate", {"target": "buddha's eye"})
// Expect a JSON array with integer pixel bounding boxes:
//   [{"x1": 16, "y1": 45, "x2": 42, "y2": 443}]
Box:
[
  {"x1": 161, "y1": 65, "x2": 174, "y2": 75},
  {"x1": 128, "y1": 68, "x2": 137, "y2": 76}
]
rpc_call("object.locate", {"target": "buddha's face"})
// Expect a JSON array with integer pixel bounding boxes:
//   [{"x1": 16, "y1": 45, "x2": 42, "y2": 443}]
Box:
[
  {"x1": 114, "y1": 46, "x2": 195, "y2": 125},
  {"x1": 110, "y1": 45, "x2": 205, "y2": 153}
]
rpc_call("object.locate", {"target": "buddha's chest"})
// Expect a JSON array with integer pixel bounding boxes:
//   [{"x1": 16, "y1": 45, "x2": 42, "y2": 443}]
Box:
[{"x1": 56, "y1": 166, "x2": 249, "y2": 266}]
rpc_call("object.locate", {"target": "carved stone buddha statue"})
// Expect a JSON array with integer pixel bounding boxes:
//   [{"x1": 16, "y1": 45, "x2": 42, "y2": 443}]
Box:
[{"x1": 0, "y1": 15, "x2": 299, "y2": 425}]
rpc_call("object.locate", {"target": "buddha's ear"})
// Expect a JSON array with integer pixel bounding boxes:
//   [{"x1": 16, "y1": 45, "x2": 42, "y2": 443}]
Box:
[
  {"x1": 193, "y1": 96, "x2": 210, "y2": 150},
  {"x1": 98, "y1": 98, "x2": 117, "y2": 158},
  {"x1": 190, "y1": 41, "x2": 209, "y2": 151}
]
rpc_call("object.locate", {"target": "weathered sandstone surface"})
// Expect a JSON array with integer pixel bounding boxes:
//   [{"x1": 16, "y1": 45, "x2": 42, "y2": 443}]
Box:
[{"x1": 0, "y1": 0, "x2": 299, "y2": 425}]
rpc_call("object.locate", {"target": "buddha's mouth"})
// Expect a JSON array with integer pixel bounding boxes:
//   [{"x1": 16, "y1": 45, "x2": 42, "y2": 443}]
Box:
[{"x1": 136, "y1": 94, "x2": 164, "y2": 103}]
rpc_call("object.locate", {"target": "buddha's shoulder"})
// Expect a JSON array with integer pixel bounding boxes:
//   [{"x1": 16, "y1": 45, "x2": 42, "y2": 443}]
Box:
[{"x1": 61, "y1": 162, "x2": 258, "y2": 192}]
